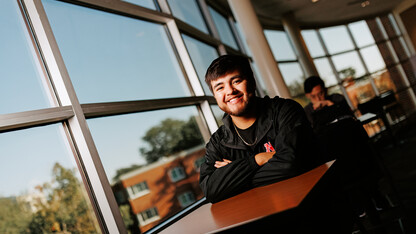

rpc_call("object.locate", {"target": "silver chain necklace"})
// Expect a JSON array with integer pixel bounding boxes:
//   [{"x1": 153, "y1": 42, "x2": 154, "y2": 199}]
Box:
[{"x1": 232, "y1": 122, "x2": 257, "y2": 146}]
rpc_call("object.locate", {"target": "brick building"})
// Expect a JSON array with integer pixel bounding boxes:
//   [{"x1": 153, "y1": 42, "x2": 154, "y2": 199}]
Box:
[{"x1": 112, "y1": 145, "x2": 206, "y2": 232}]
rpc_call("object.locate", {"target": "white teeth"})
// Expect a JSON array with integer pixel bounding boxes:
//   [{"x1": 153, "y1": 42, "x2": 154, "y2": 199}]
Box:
[{"x1": 228, "y1": 97, "x2": 238, "y2": 103}]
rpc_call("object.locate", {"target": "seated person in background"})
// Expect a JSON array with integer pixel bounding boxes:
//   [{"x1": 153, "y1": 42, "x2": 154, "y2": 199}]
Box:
[
  {"x1": 304, "y1": 76, "x2": 387, "y2": 218},
  {"x1": 303, "y1": 75, "x2": 354, "y2": 132},
  {"x1": 199, "y1": 55, "x2": 324, "y2": 204}
]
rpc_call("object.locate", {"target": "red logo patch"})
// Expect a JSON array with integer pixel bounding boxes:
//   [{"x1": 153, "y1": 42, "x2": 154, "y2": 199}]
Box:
[{"x1": 264, "y1": 142, "x2": 275, "y2": 152}]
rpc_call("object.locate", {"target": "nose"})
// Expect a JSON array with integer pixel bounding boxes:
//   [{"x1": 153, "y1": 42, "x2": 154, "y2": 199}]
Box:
[{"x1": 224, "y1": 83, "x2": 237, "y2": 95}]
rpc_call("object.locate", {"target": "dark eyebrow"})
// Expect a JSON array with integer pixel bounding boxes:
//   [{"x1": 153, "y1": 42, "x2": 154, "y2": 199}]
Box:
[{"x1": 213, "y1": 81, "x2": 224, "y2": 89}]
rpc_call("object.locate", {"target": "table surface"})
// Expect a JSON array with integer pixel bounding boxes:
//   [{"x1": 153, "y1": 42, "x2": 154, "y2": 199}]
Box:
[{"x1": 159, "y1": 161, "x2": 334, "y2": 234}]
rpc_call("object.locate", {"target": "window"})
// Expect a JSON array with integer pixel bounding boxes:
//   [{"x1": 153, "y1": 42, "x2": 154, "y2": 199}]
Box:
[
  {"x1": 360, "y1": 45, "x2": 386, "y2": 73},
  {"x1": 178, "y1": 191, "x2": 196, "y2": 208},
  {"x1": 1, "y1": 1, "x2": 51, "y2": 114},
  {"x1": 264, "y1": 30, "x2": 297, "y2": 61},
  {"x1": 332, "y1": 51, "x2": 366, "y2": 79},
  {"x1": 127, "y1": 181, "x2": 150, "y2": 199},
  {"x1": 87, "y1": 106, "x2": 206, "y2": 232},
  {"x1": 167, "y1": 0, "x2": 209, "y2": 34},
  {"x1": 43, "y1": 0, "x2": 190, "y2": 103},
  {"x1": 137, "y1": 207, "x2": 160, "y2": 226},
  {"x1": 278, "y1": 62, "x2": 305, "y2": 96},
  {"x1": 169, "y1": 166, "x2": 186, "y2": 182},
  {"x1": 122, "y1": 0, "x2": 158, "y2": 10},
  {"x1": 182, "y1": 34, "x2": 219, "y2": 94},
  {"x1": 301, "y1": 30, "x2": 325, "y2": 58},
  {"x1": 208, "y1": 7, "x2": 239, "y2": 50},
  {"x1": 313, "y1": 57, "x2": 338, "y2": 87},
  {"x1": 194, "y1": 157, "x2": 205, "y2": 171},
  {"x1": 348, "y1": 21, "x2": 375, "y2": 48},
  {"x1": 320, "y1": 25, "x2": 355, "y2": 55},
  {"x1": 0, "y1": 124, "x2": 100, "y2": 233}
]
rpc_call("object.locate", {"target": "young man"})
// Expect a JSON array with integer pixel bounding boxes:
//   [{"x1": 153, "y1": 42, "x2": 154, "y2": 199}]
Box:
[
  {"x1": 303, "y1": 76, "x2": 387, "y2": 218},
  {"x1": 199, "y1": 55, "x2": 323, "y2": 203},
  {"x1": 303, "y1": 76, "x2": 354, "y2": 131}
]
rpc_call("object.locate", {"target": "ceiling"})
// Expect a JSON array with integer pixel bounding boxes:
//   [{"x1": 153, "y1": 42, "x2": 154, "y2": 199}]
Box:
[{"x1": 210, "y1": 0, "x2": 408, "y2": 29}]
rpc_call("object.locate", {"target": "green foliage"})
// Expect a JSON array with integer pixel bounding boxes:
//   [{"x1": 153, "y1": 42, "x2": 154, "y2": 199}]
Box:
[
  {"x1": 139, "y1": 116, "x2": 204, "y2": 163},
  {"x1": 339, "y1": 67, "x2": 356, "y2": 79},
  {"x1": 0, "y1": 163, "x2": 100, "y2": 234},
  {"x1": 0, "y1": 197, "x2": 32, "y2": 233}
]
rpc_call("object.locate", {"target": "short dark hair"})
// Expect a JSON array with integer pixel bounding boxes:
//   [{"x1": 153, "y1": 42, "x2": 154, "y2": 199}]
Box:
[
  {"x1": 205, "y1": 55, "x2": 255, "y2": 93},
  {"x1": 304, "y1": 76, "x2": 325, "y2": 94}
]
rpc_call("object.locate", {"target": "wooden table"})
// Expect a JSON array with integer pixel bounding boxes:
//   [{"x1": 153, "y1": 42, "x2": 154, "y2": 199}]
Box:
[{"x1": 160, "y1": 161, "x2": 335, "y2": 234}]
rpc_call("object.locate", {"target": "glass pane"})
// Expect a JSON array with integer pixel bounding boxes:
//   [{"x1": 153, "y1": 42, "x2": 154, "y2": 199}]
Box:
[
  {"x1": 0, "y1": 1, "x2": 51, "y2": 114},
  {"x1": 43, "y1": 0, "x2": 190, "y2": 103},
  {"x1": 360, "y1": 45, "x2": 386, "y2": 73},
  {"x1": 251, "y1": 61, "x2": 268, "y2": 96},
  {"x1": 348, "y1": 21, "x2": 375, "y2": 48},
  {"x1": 372, "y1": 70, "x2": 397, "y2": 94},
  {"x1": 264, "y1": 30, "x2": 297, "y2": 61},
  {"x1": 313, "y1": 57, "x2": 338, "y2": 87},
  {"x1": 182, "y1": 34, "x2": 219, "y2": 95},
  {"x1": 0, "y1": 124, "x2": 101, "y2": 233},
  {"x1": 210, "y1": 105, "x2": 224, "y2": 126},
  {"x1": 332, "y1": 51, "x2": 366, "y2": 79},
  {"x1": 208, "y1": 7, "x2": 239, "y2": 50},
  {"x1": 122, "y1": 0, "x2": 157, "y2": 10},
  {"x1": 319, "y1": 25, "x2": 355, "y2": 54},
  {"x1": 343, "y1": 76, "x2": 377, "y2": 108},
  {"x1": 234, "y1": 22, "x2": 252, "y2": 56},
  {"x1": 87, "y1": 107, "x2": 206, "y2": 233},
  {"x1": 278, "y1": 62, "x2": 305, "y2": 96},
  {"x1": 167, "y1": 0, "x2": 209, "y2": 34},
  {"x1": 301, "y1": 30, "x2": 325, "y2": 58}
]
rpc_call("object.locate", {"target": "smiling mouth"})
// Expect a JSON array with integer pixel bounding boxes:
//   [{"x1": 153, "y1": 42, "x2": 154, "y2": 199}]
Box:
[{"x1": 227, "y1": 96, "x2": 243, "y2": 104}]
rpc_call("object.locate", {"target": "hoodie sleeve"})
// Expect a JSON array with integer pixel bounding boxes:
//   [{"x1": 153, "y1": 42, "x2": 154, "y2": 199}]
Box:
[{"x1": 199, "y1": 137, "x2": 260, "y2": 203}]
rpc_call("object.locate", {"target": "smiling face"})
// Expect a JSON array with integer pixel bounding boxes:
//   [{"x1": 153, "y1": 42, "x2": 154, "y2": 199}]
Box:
[{"x1": 211, "y1": 70, "x2": 255, "y2": 117}]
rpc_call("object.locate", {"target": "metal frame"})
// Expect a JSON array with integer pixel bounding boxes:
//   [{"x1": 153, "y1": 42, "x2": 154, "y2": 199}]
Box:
[{"x1": 0, "y1": 106, "x2": 74, "y2": 132}]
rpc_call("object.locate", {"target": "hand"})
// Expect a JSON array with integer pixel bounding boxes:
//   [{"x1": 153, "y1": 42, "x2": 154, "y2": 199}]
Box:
[
  {"x1": 215, "y1": 159, "x2": 232, "y2": 168},
  {"x1": 313, "y1": 100, "x2": 334, "y2": 110},
  {"x1": 255, "y1": 152, "x2": 275, "y2": 166}
]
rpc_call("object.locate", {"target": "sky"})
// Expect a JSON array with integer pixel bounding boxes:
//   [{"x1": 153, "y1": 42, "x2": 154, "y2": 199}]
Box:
[{"x1": 1, "y1": 0, "x2": 389, "y2": 197}]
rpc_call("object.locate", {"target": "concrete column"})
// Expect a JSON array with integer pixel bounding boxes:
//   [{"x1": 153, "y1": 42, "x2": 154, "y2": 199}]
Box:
[
  {"x1": 282, "y1": 12, "x2": 319, "y2": 78},
  {"x1": 227, "y1": 0, "x2": 291, "y2": 98}
]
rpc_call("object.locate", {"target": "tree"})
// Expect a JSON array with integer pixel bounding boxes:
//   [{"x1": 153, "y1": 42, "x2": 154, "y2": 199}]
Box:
[
  {"x1": 28, "y1": 163, "x2": 99, "y2": 233},
  {"x1": 339, "y1": 67, "x2": 356, "y2": 80},
  {"x1": 0, "y1": 197, "x2": 32, "y2": 233},
  {"x1": 139, "y1": 116, "x2": 204, "y2": 163}
]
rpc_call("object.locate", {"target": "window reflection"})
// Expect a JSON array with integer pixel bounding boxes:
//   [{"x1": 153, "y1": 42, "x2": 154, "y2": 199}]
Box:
[
  {"x1": 167, "y1": 0, "x2": 209, "y2": 34},
  {"x1": 278, "y1": 62, "x2": 305, "y2": 96},
  {"x1": 264, "y1": 30, "x2": 297, "y2": 61},
  {"x1": 0, "y1": 1, "x2": 51, "y2": 114},
  {"x1": 319, "y1": 25, "x2": 354, "y2": 54},
  {"x1": 208, "y1": 7, "x2": 239, "y2": 50},
  {"x1": 43, "y1": 0, "x2": 190, "y2": 103},
  {"x1": 0, "y1": 124, "x2": 100, "y2": 233},
  {"x1": 182, "y1": 34, "x2": 219, "y2": 94},
  {"x1": 332, "y1": 51, "x2": 366, "y2": 79},
  {"x1": 87, "y1": 107, "x2": 206, "y2": 232}
]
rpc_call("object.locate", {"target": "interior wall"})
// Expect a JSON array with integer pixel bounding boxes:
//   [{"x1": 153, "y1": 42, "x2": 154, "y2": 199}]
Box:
[{"x1": 399, "y1": 5, "x2": 416, "y2": 51}]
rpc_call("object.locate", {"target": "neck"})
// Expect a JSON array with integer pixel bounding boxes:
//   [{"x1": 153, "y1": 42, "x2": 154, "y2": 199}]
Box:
[{"x1": 231, "y1": 106, "x2": 257, "y2": 130}]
